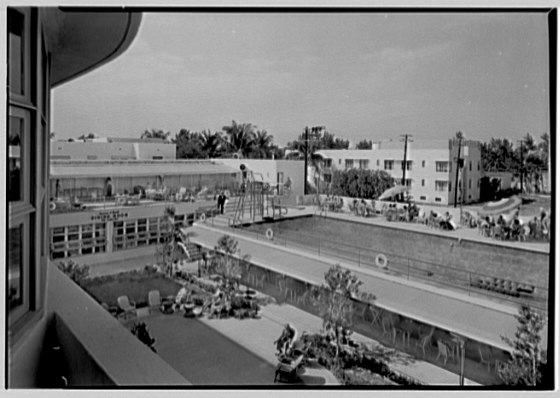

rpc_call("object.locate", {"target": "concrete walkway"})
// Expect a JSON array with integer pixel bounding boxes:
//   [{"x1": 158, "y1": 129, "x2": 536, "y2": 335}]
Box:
[{"x1": 189, "y1": 223, "x2": 547, "y2": 352}]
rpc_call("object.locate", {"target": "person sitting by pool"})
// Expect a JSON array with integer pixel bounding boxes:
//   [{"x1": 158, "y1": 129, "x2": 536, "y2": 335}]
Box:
[{"x1": 274, "y1": 323, "x2": 298, "y2": 356}]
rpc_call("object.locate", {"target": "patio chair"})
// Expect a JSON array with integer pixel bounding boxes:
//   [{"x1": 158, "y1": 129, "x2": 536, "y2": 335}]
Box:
[
  {"x1": 148, "y1": 290, "x2": 161, "y2": 312},
  {"x1": 415, "y1": 326, "x2": 435, "y2": 357},
  {"x1": 478, "y1": 346, "x2": 492, "y2": 372},
  {"x1": 435, "y1": 340, "x2": 449, "y2": 366},
  {"x1": 117, "y1": 295, "x2": 136, "y2": 319}
]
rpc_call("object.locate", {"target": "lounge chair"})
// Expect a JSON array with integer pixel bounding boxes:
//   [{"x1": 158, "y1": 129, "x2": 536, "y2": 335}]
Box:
[
  {"x1": 478, "y1": 346, "x2": 492, "y2": 372},
  {"x1": 415, "y1": 326, "x2": 435, "y2": 357},
  {"x1": 117, "y1": 295, "x2": 136, "y2": 319},
  {"x1": 435, "y1": 340, "x2": 449, "y2": 365},
  {"x1": 148, "y1": 290, "x2": 161, "y2": 312}
]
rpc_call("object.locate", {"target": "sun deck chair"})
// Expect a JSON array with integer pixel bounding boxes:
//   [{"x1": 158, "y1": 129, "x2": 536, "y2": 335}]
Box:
[
  {"x1": 435, "y1": 340, "x2": 450, "y2": 366},
  {"x1": 148, "y1": 290, "x2": 161, "y2": 312},
  {"x1": 478, "y1": 346, "x2": 492, "y2": 372},
  {"x1": 117, "y1": 295, "x2": 136, "y2": 319},
  {"x1": 415, "y1": 326, "x2": 435, "y2": 357}
]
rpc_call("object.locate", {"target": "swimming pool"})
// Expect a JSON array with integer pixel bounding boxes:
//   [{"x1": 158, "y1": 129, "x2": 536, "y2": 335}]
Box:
[{"x1": 241, "y1": 215, "x2": 549, "y2": 309}]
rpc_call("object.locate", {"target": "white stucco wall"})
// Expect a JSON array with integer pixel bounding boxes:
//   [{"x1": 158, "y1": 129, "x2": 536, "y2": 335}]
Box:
[{"x1": 50, "y1": 141, "x2": 176, "y2": 160}]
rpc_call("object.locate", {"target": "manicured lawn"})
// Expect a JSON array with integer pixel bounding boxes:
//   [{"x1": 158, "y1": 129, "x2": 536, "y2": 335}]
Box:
[{"x1": 83, "y1": 271, "x2": 183, "y2": 307}]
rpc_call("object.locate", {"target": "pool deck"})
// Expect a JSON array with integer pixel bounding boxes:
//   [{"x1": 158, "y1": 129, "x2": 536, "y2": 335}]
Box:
[{"x1": 189, "y1": 222, "x2": 548, "y2": 352}]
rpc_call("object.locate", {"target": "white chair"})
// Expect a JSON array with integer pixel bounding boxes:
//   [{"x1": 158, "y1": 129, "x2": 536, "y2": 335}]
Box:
[
  {"x1": 117, "y1": 295, "x2": 136, "y2": 319},
  {"x1": 478, "y1": 346, "x2": 492, "y2": 372},
  {"x1": 435, "y1": 340, "x2": 449, "y2": 365}
]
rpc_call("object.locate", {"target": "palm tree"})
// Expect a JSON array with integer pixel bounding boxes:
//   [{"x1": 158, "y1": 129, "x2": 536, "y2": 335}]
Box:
[
  {"x1": 199, "y1": 129, "x2": 223, "y2": 159},
  {"x1": 251, "y1": 129, "x2": 275, "y2": 159},
  {"x1": 221, "y1": 120, "x2": 256, "y2": 158},
  {"x1": 174, "y1": 129, "x2": 204, "y2": 159},
  {"x1": 141, "y1": 129, "x2": 171, "y2": 141}
]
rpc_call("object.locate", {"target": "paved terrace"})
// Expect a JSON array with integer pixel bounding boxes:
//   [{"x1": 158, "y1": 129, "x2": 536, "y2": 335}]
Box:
[{"x1": 189, "y1": 222, "x2": 548, "y2": 352}]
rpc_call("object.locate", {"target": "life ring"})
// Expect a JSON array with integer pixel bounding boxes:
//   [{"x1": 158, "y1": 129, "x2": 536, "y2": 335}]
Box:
[
  {"x1": 375, "y1": 254, "x2": 388, "y2": 269},
  {"x1": 49, "y1": 201, "x2": 56, "y2": 211},
  {"x1": 266, "y1": 228, "x2": 274, "y2": 240},
  {"x1": 200, "y1": 213, "x2": 206, "y2": 222}
]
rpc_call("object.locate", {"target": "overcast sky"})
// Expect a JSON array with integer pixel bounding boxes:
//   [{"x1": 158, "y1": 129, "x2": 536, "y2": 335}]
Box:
[{"x1": 52, "y1": 11, "x2": 550, "y2": 146}]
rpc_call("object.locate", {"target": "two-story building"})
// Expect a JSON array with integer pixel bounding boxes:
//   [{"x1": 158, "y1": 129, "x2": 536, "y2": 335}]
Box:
[{"x1": 316, "y1": 139, "x2": 482, "y2": 205}]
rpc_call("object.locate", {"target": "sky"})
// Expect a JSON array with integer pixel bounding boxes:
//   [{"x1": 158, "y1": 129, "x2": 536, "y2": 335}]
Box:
[{"x1": 52, "y1": 11, "x2": 551, "y2": 147}]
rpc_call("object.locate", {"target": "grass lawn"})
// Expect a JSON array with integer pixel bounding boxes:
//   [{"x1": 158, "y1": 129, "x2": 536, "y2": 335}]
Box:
[{"x1": 83, "y1": 272, "x2": 183, "y2": 307}]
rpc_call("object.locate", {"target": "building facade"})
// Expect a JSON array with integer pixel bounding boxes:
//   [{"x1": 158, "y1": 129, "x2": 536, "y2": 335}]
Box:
[
  {"x1": 316, "y1": 139, "x2": 482, "y2": 205},
  {"x1": 51, "y1": 138, "x2": 176, "y2": 160},
  {"x1": 6, "y1": 8, "x2": 188, "y2": 388}
]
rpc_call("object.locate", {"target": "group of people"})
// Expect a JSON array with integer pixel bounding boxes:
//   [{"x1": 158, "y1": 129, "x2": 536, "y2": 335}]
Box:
[
  {"x1": 476, "y1": 208, "x2": 550, "y2": 242},
  {"x1": 384, "y1": 202, "x2": 421, "y2": 223}
]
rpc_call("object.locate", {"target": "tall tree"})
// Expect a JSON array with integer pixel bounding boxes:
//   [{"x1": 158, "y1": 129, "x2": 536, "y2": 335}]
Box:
[
  {"x1": 251, "y1": 129, "x2": 275, "y2": 159},
  {"x1": 222, "y1": 120, "x2": 256, "y2": 158},
  {"x1": 355, "y1": 139, "x2": 373, "y2": 150},
  {"x1": 311, "y1": 265, "x2": 375, "y2": 358},
  {"x1": 141, "y1": 129, "x2": 171, "y2": 141},
  {"x1": 174, "y1": 129, "x2": 203, "y2": 159},
  {"x1": 499, "y1": 304, "x2": 547, "y2": 386},
  {"x1": 199, "y1": 129, "x2": 223, "y2": 158}
]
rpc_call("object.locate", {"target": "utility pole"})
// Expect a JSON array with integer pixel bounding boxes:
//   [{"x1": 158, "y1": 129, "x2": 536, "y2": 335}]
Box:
[
  {"x1": 303, "y1": 127, "x2": 309, "y2": 195},
  {"x1": 400, "y1": 134, "x2": 413, "y2": 186},
  {"x1": 453, "y1": 132, "x2": 463, "y2": 208},
  {"x1": 517, "y1": 140, "x2": 524, "y2": 193}
]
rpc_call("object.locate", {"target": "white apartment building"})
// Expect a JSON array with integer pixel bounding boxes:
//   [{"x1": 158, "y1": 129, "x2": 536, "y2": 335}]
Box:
[{"x1": 316, "y1": 139, "x2": 482, "y2": 205}]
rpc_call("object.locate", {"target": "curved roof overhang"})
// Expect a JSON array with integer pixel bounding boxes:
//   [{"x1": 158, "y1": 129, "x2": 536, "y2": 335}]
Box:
[{"x1": 41, "y1": 8, "x2": 142, "y2": 87}]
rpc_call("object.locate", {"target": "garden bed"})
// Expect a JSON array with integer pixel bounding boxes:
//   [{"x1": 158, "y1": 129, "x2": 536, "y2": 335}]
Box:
[{"x1": 82, "y1": 266, "x2": 183, "y2": 307}]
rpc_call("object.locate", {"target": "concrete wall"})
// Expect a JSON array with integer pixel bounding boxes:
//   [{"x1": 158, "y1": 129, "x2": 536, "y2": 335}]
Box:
[
  {"x1": 50, "y1": 141, "x2": 176, "y2": 160},
  {"x1": 46, "y1": 265, "x2": 189, "y2": 386}
]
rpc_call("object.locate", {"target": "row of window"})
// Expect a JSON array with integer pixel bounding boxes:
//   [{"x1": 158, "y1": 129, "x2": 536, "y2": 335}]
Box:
[
  {"x1": 51, "y1": 223, "x2": 107, "y2": 259},
  {"x1": 49, "y1": 213, "x2": 199, "y2": 258},
  {"x1": 8, "y1": 7, "x2": 50, "y2": 328},
  {"x1": 328, "y1": 159, "x2": 481, "y2": 173}
]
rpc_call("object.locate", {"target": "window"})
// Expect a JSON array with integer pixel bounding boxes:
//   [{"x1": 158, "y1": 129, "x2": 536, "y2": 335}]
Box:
[
  {"x1": 401, "y1": 161, "x2": 412, "y2": 171},
  {"x1": 477, "y1": 179, "x2": 480, "y2": 188},
  {"x1": 9, "y1": 113, "x2": 25, "y2": 202},
  {"x1": 376, "y1": 159, "x2": 380, "y2": 167},
  {"x1": 435, "y1": 197, "x2": 442, "y2": 202},
  {"x1": 323, "y1": 173, "x2": 332, "y2": 183},
  {"x1": 422, "y1": 160, "x2": 426, "y2": 168},
  {"x1": 435, "y1": 180, "x2": 448, "y2": 192},
  {"x1": 8, "y1": 7, "x2": 50, "y2": 332},
  {"x1": 404, "y1": 179, "x2": 412, "y2": 187},
  {"x1": 324, "y1": 159, "x2": 332, "y2": 167},
  {"x1": 345, "y1": 159, "x2": 354, "y2": 169},
  {"x1": 421, "y1": 179, "x2": 425, "y2": 187},
  {"x1": 469, "y1": 179, "x2": 472, "y2": 189},
  {"x1": 359, "y1": 159, "x2": 369, "y2": 169},
  {"x1": 9, "y1": 225, "x2": 25, "y2": 312},
  {"x1": 384, "y1": 160, "x2": 394, "y2": 170},
  {"x1": 469, "y1": 161, "x2": 472, "y2": 171},
  {"x1": 338, "y1": 159, "x2": 341, "y2": 165},
  {"x1": 419, "y1": 196, "x2": 427, "y2": 200},
  {"x1": 8, "y1": 9, "x2": 25, "y2": 96},
  {"x1": 436, "y1": 161, "x2": 449, "y2": 173},
  {"x1": 477, "y1": 161, "x2": 480, "y2": 171}
]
